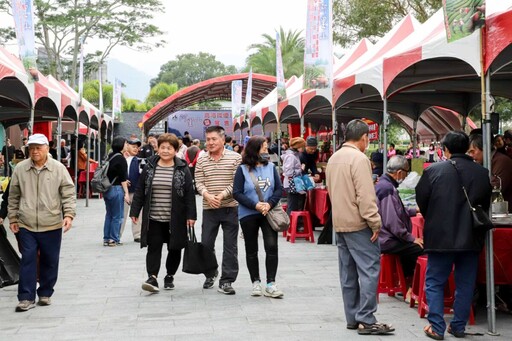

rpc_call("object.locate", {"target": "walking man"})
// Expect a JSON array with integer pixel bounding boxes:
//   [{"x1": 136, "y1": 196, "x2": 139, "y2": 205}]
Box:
[
  {"x1": 416, "y1": 131, "x2": 491, "y2": 339},
  {"x1": 326, "y1": 119, "x2": 395, "y2": 335},
  {"x1": 8, "y1": 134, "x2": 76, "y2": 312},
  {"x1": 121, "y1": 138, "x2": 142, "y2": 242},
  {"x1": 195, "y1": 126, "x2": 242, "y2": 295}
]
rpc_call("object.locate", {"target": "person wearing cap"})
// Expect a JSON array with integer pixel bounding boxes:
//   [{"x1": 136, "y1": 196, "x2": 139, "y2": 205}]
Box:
[
  {"x1": 7, "y1": 133, "x2": 76, "y2": 312},
  {"x1": 121, "y1": 138, "x2": 142, "y2": 242},
  {"x1": 281, "y1": 137, "x2": 306, "y2": 216},
  {"x1": 300, "y1": 136, "x2": 321, "y2": 183}
]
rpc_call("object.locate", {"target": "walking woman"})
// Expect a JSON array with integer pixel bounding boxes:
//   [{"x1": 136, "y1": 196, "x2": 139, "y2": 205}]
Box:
[
  {"x1": 233, "y1": 136, "x2": 284, "y2": 298},
  {"x1": 130, "y1": 133, "x2": 196, "y2": 292},
  {"x1": 103, "y1": 136, "x2": 130, "y2": 246},
  {"x1": 281, "y1": 137, "x2": 306, "y2": 215}
]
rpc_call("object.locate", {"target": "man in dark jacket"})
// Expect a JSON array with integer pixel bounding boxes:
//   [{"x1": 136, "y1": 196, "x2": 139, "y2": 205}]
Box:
[
  {"x1": 300, "y1": 136, "x2": 320, "y2": 182},
  {"x1": 375, "y1": 155, "x2": 423, "y2": 284},
  {"x1": 416, "y1": 131, "x2": 491, "y2": 339}
]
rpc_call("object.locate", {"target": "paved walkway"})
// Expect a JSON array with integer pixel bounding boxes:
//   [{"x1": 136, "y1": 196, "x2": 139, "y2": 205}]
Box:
[{"x1": 0, "y1": 197, "x2": 511, "y2": 340}]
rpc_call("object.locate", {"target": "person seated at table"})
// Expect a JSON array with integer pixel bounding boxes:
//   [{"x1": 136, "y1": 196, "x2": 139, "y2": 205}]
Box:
[
  {"x1": 300, "y1": 136, "x2": 321, "y2": 183},
  {"x1": 468, "y1": 134, "x2": 512, "y2": 212},
  {"x1": 375, "y1": 155, "x2": 424, "y2": 299},
  {"x1": 77, "y1": 145, "x2": 98, "y2": 172}
]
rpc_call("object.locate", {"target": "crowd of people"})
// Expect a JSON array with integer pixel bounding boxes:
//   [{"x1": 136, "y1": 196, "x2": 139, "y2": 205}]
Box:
[{"x1": 2, "y1": 123, "x2": 512, "y2": 341}]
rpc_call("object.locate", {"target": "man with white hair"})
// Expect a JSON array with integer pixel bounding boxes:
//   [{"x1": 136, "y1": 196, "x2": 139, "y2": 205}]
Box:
[
  {"x1": 8, "y1": 134, "x2": 76, "y2": 312},
  {"x1": 375, "y1": 155, "x2": 423, "y2": 295}
]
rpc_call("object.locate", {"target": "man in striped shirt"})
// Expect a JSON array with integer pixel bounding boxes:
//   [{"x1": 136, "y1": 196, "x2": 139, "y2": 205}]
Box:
[{"x1": 195, "y1": 126, "x2": 242, "y2": 295}]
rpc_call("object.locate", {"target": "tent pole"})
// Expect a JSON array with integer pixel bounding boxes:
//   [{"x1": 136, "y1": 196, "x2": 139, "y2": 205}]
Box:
[
  {"x1": 85, "y1": 127, "x2": 91, "y2": 207},
  {"x1": 331, "y1": 105, "x2": 337, "y2": 246},
  {"x1": 300, "y1": 114, "x2": 305, "y2": 138},
  {"x1": 74, "y1": 120, "x2": 79, "y2": 189},
  {"x1": 57, "y1": 116, "x2": 62, "y2": 162},
  {"x1": 412, "y1": 119, "x2": 418, "y2": 159},
  {"x1": 484, "y1": 70, "x2": 497, "y2": 335},
  {"x1": 383, "y1": 98, "x2": 389, "y2": 172}
]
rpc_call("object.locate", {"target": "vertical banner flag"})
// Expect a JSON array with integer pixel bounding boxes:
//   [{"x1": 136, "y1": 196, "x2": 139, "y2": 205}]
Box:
[
  {"x1": 244, "y1": 68, "x2": 253, "y2": 120},
  {"x1": 11, "y1": 0, "x2": 37, "y2": 81},
  {"x1": 231, "y1": 80, "x2": 243, "y2": 121},
  {"x1": 98, "y1": 65, "x2": 104, "y2": 113},
  {"x1": 112, "y1": 78, "x2": 123, "y2": 122},
  {"x1": 442, "y1": 0, "x2": 485, "y2": 43},
  {"x1": 78, "y1": 42, "x2": 84, "y2": 105},
  {"x1": 304, "y1": 0, "x2": 333, "y2": 89},
  {"x1": 276, "y1": 31, "x2": 286, "y2": 102}
]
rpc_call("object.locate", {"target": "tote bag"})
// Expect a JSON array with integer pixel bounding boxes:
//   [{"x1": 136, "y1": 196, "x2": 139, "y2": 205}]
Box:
[{"x1": 182, "y1": 227, "x2": 218, "y2": 275}]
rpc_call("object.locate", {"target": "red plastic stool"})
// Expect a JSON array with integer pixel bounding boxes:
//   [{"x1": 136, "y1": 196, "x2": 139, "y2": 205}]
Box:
[
  {"x1": 418, "y1": 261, "x2": 475, "y2": 325},
  {"x1": 410, "y1": 255, "x2": 428, "y2": 309},
  {"x1": 286, "y1": 211, "x2": 314, "y2": 243},
  {"x1": 281, "y1": 204, "x2": 288, "y2": 237},
  {"x1": 378, "y1": 254, "x2": 408, "y2": 301}
]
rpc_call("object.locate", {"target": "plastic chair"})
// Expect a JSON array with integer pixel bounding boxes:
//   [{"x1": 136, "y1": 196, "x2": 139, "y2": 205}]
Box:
[
  {"x1": 77, "y1": 171, "x2": 91, "y2": 198},
  {"x1": 286, "y1": 211, "x2": 314, "y2": 243},
  {"x1": 377, "y1": 254, "x2": 408, "y2": 301}
]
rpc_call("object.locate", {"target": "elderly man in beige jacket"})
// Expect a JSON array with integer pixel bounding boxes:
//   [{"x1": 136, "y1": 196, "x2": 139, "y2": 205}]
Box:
[
  {"x1": 326, "y1": 119, "x2": 394, "y2": 336},
  {"x1": 8, "y1": 133, "x2": 76, "y2": 312}
]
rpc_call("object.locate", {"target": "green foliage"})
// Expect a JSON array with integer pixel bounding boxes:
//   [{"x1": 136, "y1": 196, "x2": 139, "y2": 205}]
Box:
[
  {"x1": 82, "y1": 80, "x2": 113, "y2": 110},
  {"x1": 333, "y1": 0, "x2": 442, "y2": 47},
  {"x1": 0, "y1": 0, "x2": 166, "y2": 86},
  {"x1": 387, "y1": 119, "x2": 409, "y2": 145},
  {"x1": 469, "y1": 97, "x2": 512, "y2": 127},
  {"x1": 150, "y1": 53, "x2": 237, "y2": 88},
  {"x1": 145, "y1": 82, "x2": 179, "y2": 109},
  {"x1": 244, "y1": 27, "x2": 304, "y2": 79},
  {"x1": 124, "y1": 98, "x2": 147, "y2": 112}
]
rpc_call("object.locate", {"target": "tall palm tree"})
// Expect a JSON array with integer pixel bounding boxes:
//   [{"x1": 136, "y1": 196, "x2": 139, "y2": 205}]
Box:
[{"x1": 244, "y1": 27, "x2": 304, "y2": 79}]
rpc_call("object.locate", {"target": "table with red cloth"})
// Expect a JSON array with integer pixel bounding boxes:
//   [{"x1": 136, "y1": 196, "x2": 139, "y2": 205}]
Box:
[
  {"x1": 411, "y1": 214, "x2": 512, "y2": 285},
  {"x1": 307, "y1": 188, "x2": 330, "y2": 225}
]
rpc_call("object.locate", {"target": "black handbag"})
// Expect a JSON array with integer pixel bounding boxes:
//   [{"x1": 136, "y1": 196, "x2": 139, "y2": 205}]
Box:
[
  {"x1": 450, "y1": 161, "x2": 494, "y2": 233},
  {"x1": 182, "y1": 227, "x2": 218, "y2": 275},
  {"x1": 0, "y1": 225, "x2": 20, "y2": 288}
]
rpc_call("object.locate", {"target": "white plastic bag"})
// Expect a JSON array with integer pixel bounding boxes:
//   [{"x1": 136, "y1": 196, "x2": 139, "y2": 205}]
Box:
[{"x1": 398, "y1": 171, "x2": 421, "y2": 190}]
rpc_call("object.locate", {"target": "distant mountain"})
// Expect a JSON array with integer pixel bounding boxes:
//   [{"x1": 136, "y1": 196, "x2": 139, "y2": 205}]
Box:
[{"x1": 107, "y1": 59, "x2": 152, "y2": 102}]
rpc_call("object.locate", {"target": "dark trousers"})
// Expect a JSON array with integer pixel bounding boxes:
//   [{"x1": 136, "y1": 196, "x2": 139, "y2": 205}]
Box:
[
  {"x1": 146, "y1": 220, "x2": 181, "y2": 277},
  {"x1": 383, "y1": 242, "x2": 424, "y2": 277},
  {"x1": 426, "y1": 252, "x2": 479, "y2": 336},
  {"x1": 17, "y1": 228, "x2": 62, "y2": 301},
  {"x1": 286, "y1": 192, "x2": 306, "y2": 214},
  {"x1": 201, "y1": 207, "x2": 239, "y2": 285},
  {"x1": 240, "y1": 215, "x2": 278, "y2": 284}
]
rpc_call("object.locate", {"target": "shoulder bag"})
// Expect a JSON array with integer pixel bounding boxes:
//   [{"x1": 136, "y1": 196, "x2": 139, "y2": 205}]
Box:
[
  {"x1": 247, "y1": 167, "x2": 290, "y2": 232},
  {"x1": 450, "y1": 161, "x2": 493, "y2": 233},
  {"x1": 182, "y1": 227, "x2": 218, "y2": 275}
]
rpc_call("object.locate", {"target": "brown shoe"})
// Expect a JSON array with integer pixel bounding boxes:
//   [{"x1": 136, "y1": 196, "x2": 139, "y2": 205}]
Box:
[
  {"x1": 38, "y1": 297, "x2": 51, "y2": 306},
  {"x1": 357, "y1": 322, "x2": 395, "y2": 335},
  {"x1": 15, "y1": 300, "x2": 35, "y2": 312}
]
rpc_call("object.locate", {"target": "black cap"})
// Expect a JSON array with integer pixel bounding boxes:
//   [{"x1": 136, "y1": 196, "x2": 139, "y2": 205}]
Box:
[
  {"x1": 127, "y1": 138, "x2": 142, "y2": 147},
  {"x1": 306, "y1": 136, "x2": 318, "y2": 147}
]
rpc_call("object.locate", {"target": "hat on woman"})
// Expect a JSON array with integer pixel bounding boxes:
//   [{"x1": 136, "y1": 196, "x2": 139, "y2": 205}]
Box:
[
  {"x1": 306, "y1": 136, "x2": 318, "y2": 147},
  {"x1": 289, "y1": 137, "x2": 306, "y2": 149}
]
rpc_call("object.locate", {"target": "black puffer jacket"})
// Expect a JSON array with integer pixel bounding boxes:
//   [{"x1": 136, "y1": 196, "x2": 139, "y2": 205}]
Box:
[
  {"x1": 130, "y1": 156, "x2": 196, "y2": 249},
  {"x1": 416, "y1": 154, "x2": 492, "y2": 253}
]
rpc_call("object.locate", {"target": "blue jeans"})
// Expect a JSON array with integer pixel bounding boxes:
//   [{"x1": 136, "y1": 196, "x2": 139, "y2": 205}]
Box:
[
  {"x1": 336, "y1": 228, "x2": 380, "y2": 325},
  {"x1": 425, "y1": 252, "x2": 479, "y2": 335},
  {"x1": 103, "y1": 185, "x2": 124, "y2": 243},
  {"x1": 17, "y1": 228, "x2": 62, "y2": 301}
]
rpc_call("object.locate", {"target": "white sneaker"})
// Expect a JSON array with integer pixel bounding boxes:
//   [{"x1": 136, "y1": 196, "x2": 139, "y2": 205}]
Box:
[
  {"x1": 264, "y1": 282, "x2": 283, "y2": 298},
  {"x1": 251, "y1": 281, "x2": 262, "y2": 296}
]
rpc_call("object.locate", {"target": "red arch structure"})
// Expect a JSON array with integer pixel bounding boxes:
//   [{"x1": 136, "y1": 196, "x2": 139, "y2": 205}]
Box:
[{"x1": 142, "y1": 73, "x2": 276, "y2": 134}]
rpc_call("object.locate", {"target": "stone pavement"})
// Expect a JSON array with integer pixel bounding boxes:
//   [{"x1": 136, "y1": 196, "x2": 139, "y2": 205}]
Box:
[{"x1": 0, "y1": 197, "x2": 511, "y2": 340}]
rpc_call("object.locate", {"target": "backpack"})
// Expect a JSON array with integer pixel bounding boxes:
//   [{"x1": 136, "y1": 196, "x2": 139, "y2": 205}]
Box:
[{"x1": 91, "y1": 153, "x2": 121, "y2": 193}]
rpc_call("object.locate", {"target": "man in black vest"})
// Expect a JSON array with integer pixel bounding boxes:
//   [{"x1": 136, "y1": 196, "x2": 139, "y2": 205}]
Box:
[{"x1": 121, "y1": 139, "x2": 142, "y2": 242}]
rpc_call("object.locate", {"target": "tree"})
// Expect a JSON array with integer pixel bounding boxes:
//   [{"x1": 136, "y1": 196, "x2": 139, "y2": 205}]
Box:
[
  {"x1": 244, "y1": 27, "x2": 304, "y2": 79},
  {"x1": 145, "y1": 82, "x2": 178, "y2": 109},
  {"x1": 333, "y1": 0, "x2": 442, "y2": 47},
  {"x1": 0, "y1": 0, "x2": 166, "y2": 86},
  {"x1": 150, "y1": 53, "x2": 237, "y2": 88},
  {"x1": 82, "y1": 80, "x2": 113, "y2": 110}
]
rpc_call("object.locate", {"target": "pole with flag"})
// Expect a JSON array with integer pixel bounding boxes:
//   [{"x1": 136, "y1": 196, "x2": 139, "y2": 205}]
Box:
[
  {"x1": 244, "y1": 68, "x2": 253, "y2": 136},
  {"x1": 74, "y1": 39, "x2": 84, "y2": 189},
  {"x1": 442, "y1": 0, "x2": 495, "y2": 334},
  {"x1": 12, "y1": 0, "x2": 38, "y2": 135},
  {"x1": 98, "y1": 65, "x2": 104, "y2": 164},
  {"x1": 112, "y1": 78, "x2": 123, "y2": 123},
  {"x1": 231, "y1": 80, "x2": 242, "y2": 141},
  {"x1": 276, "y1": 29, "x2": 287, "y2": 171}
]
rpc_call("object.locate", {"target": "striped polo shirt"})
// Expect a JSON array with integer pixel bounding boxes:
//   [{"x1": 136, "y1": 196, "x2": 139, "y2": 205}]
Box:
[
  {"x1": 149, "y1": 165, "x2": 174, "y2": 222},
  {"x1": 195, "y1": 148, "x2": 242, "y2": 209}
]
